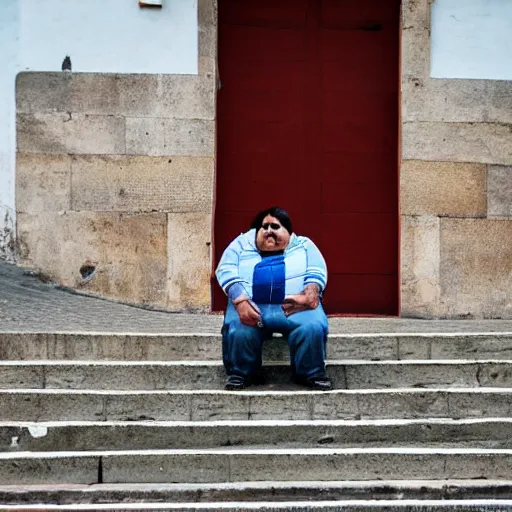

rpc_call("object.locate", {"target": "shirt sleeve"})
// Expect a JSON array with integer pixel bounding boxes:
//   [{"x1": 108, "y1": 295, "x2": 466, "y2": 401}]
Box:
[
  {"x1": 215, "y1": 237, "x2": 251, "y2": 300},
  {"x1": 303, "y1": 238, "x2": 328, "y2": 291}
]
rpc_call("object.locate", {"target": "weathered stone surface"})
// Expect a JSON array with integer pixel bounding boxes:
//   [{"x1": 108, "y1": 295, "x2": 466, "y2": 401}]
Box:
[
  {"x1": 488, "y1": 166, "x2": 512, "y2": 217},
  {"x1": 448, "y1": 391, "x2": 512, "y2": 419},
  {"x1": 403, "y1": 78, "x2": 512, "y2": 123},
  {"x1": 198, "y1": 0, "x2": 218, "y2": 59},
  {"x1": 106, "y1": 393, "x2": 190, "y2": 422},
  {"x1": 17, "y1": 113, "x2": 125, "y2": 155},
  {"x1": 311, "y1": 393, "x2": 360, "y2": 420},
  {"x1": 327, "y1": 336, "x2": 398, "y2": 361},
  {"x1": 17, "y1": 211, "x2": 168, "y2": 308},
  {"x1": 164, "y1": 118, "x2": 215, "y2": 156},
  {"x1": 0, "y1": 206, "x2": 16, "y2": 263},
  {"x1": 6, "y1": 361, "x2": 503, "y2": 391},
  {"x1": 199, "y1": 56, "x2": 216, "y2": 78},
  {"x1": 191, "y1": 393, "x2": 249, "y2": 421},
  {"x1": 0, "y1": 454, "x2": 98, "y2": 485},
  {"x1": 431, "y1": 335, "x2": 512, "y2": 360},
  {"x1": 444, "y1": 454, "x2": 512, "y2": 480},
  {"x1": 70, "y1": 155, "x2": 213, "y2": 213},
  {"x1": 70, "y1": 74, "x2": 127, "y2": 115},
  {"x1": 401, "y1": 0, "x2": 430, "y2": 80},
  {"x1": 345, "y1": 362, "x2": 479, "y2": 389},
  {"x1": 167, "y1": 213, "x2": 212, "y2": 311},
  {"x1": 228, "y1": 452, "x2": 447, "y2": 481},
  {"x1": 0, "y1": 365, "x2": 43, "y2": 389},
  {"x1": 402, "y1": 122, "x2": 512, "y2": 165},
  {"x1": 439, "y1": 219, "x2": 512, "y2": 319},
  {"x1": 0, "y1": 392, "x2": 104, "y2": 422},
  {"x1": 397, "y1": 336, "x2": 430, "y2": 360},
  {"x1": 103, "y1": 453, "x2": 230, "y2": 484},
  {"x1": 400, "y1": 215, "x2": 441, "y2": 318},
  {"x1": 0, "y1": 333, "x2": 48, "y2": 360},
  {"x1": 43, "y1": 364, "x2": 193, "y2": 391},
  {"x1": 198, "y1": 0, "x2": 217, "y2": 30},
  {"x1": 124, "y1": 117, "x2": 165, "y2": 156},
  {"x1": 400, "y1": 0, "x2": 430, "y2": 82},
  {"x1": 16, "y1": 153, "x2": 71, "y2": 214},
  {"x1": 402, "y1": 0, "x2": 430, "y2": 30},
  {"x1": 401, "y1": 27, "x2": 430, "y2": 79},
  {"x1": 5, "y1": 480, "x2": 512, "y2": 504},
  {"x1": 5, "y1": 389, "x2": 512, "y2": 423},
  {"x1": 126, "y1": 118, "x2": 215, "y2": 157},
  {"x1": 358, "y1": 391, "x2": 449, "y2": 420},
  {"x1": 16, "y1": 73, "x2": 215, "y2": 120},
  {"x1": 16, "y1": 72, "x2": 73, "y2": 114},
  {"x1": 157, "y1": 74, "x2": 215, "y2": 120},
  {"x1": 18, "y1": 422, "x2": 504, "y2": 451},
  {"x1": 400, "y1": 160, "x2": 487, "y2": 216},
  {"x1": 248, "y1": 394, "x2": 311, "y2": 421}
]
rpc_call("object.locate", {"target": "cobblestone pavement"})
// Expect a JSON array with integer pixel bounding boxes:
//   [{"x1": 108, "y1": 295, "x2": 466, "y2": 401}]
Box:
[{"x1": 1, "y1": 261, "x2": 511, "y2": 334}]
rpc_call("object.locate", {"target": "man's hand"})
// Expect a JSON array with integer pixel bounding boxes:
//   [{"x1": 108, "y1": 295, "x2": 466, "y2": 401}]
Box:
[
  {"x1": 234, "y1": 298, "x2": 262, "y2": 327},
  {"x1": 282, "y1": 284, "x2": 320, "y2": 316}
]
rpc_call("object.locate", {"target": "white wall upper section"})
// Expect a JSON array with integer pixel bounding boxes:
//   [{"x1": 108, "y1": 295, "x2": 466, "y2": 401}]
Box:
[
  {"x1": 0, "y1": 0, "x2": 19, "y2": 213},
  {"x1": 0, "y1": 0, "x2": 198, "y2": 257},
  {"x1": 19, "y1": 0, "x2": 198, "y2": 74},
  {"x1": 431, "y1": 0, "x2": 512, "y2": 80}
]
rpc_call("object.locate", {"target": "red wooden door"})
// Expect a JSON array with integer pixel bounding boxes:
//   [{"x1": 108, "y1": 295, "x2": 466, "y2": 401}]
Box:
[{"x1": 214, "y1": 0, "x2": 400, "y2": 315}]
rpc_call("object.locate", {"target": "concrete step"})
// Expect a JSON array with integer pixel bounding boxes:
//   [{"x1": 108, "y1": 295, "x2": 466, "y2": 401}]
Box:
[
  {"x1": 2, "y1": 332, "x2": 512, "y2": 362},
  {"x1": 1, "y1": 388, "x2": 510, "y2": 422},
  {"x1": 3, "y1": 419, "x2": 512, "y2": 452},
  {"x1": 3, "y1": 480, "x2": 512, "y2": 505},
  {"x1": 2, "y1": 447, "x2": 512, "y2": 484},
  {"x1": 1, "y1": 360, "x2": 512, "y2": 390},
  {"x1": 3, "y1": 500, "x2": 512, "y2": 511}
]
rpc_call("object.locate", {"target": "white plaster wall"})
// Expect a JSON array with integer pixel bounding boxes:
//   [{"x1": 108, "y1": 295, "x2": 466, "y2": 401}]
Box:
[
  {"x1": 0, "y1": 0, "x2": 19, "y2": 260},
  {"x1": 19, "y1": 0, "x2": 197, "y2": 74},
  {"x1": 0, "y1": 0, "x2": 198, "y2": 259},
  {"x1": 431, "y1": 0, "x2": 512, "y2": 80}
]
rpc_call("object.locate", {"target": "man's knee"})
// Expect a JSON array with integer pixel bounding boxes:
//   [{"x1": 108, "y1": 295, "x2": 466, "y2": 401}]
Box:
[
  {"x1": 226, "y1": 321, "x2": 262, "y2": 346},
  {"x1": 291, "y1": 320, "x2": 327, "y2": 343}
]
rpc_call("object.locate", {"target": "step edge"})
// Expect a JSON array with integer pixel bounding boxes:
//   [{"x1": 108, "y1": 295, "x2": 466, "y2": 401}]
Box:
[
  {"x1": 4, "y1": 447, "x2": 512, "y2": 458},
  {"x1": 1, "y1": 418, "x2": 512, "y2": 428}
]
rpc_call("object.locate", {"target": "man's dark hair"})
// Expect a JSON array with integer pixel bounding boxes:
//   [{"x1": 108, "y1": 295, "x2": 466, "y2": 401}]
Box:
[{"x1": 250, "y1": 206, "x2": 293, "y2": 234}]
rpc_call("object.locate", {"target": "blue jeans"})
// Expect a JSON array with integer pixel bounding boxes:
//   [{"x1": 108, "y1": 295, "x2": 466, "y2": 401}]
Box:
[{"x1": 222, "y1": 301, "x2": 328, "y2": 380}]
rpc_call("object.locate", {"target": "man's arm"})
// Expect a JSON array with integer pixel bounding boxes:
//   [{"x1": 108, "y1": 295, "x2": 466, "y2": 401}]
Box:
[
  {"x1": 216, "y1": 238, "x2": 261, "y2": 326},
  {"x1": 215, "y1": 239, "x2": 249, "y2": 302},
  {"x1": 282, "y1": 238, "x2": 327, "y2": 316},
  {"x1": 303, "y1": 238, "x2": 328, "y2": 292}
]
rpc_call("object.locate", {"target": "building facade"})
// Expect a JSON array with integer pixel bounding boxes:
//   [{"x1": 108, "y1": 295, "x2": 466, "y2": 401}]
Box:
[{"x1": 1, "y1": 0, "x2": 511, "y2": 318}]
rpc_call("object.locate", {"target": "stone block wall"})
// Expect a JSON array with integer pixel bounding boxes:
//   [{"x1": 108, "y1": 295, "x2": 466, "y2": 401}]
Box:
[
  {"x1": 16, "y1": 0, "x2": 217, "y2": 312},
  {"x1": 15, "y1": 0, "x2": 511, "y2": 318},
  {"x1": 400, "y1": 0, "x2": 512, "y2": 318}
]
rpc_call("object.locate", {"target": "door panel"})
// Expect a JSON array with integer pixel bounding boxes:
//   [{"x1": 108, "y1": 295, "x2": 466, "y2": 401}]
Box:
[{"x1": 214, "y1": 0, "x2": 400, "y2": 315}]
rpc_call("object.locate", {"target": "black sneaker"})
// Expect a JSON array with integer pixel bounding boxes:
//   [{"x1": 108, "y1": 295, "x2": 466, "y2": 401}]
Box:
[
  {"x1": 225, "y1": 375, "x2": 247, "y2": 391},
  {"x1": 293, "y1": 374, "x2": 333, "y2": 391},
  {"x1": 308, "y1": 376, "x2": 333, "y2": 391}
]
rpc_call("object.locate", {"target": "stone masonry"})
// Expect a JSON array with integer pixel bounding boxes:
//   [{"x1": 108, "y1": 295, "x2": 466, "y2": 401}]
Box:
[
  {"x1": 14, "y1": 0, "x2": 512, "y2": 318},
  {"x1": 400, "y1": 0, "x2": 512, "y2": 319},
  {"x1": 3, "y1": 260, "x2": 512, "y2": 509},
  {"x1": 15, "y1": 0, "x2": 217, "y2": 313}
]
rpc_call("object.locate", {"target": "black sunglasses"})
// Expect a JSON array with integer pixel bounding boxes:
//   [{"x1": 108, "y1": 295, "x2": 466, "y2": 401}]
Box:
[{"x1": 262, "y1": 222, "x2": 281, "y2": 230}]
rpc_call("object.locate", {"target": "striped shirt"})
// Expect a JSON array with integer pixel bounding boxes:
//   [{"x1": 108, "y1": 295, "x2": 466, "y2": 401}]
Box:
[{"x1": 216, "y1": 229, "x2": 327, "y2": 304}]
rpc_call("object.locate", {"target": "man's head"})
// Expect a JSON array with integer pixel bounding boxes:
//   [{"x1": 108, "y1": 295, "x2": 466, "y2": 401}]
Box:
[{"x1": 250, "y1": 206, "x2": 293, "y2": 252}]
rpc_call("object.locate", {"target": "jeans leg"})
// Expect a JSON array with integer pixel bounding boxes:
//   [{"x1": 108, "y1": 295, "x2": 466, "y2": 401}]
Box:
[
  {"x1": 286, "y1": 306, "x2": 328, "y2": 379},
  {"x1": 222, "y1": 302, "x2": 266, "y2": 379}
]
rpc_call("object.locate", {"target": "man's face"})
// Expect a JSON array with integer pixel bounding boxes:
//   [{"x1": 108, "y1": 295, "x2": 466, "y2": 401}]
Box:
[{"x1": 256, "y1": 214, "x2": 291, "y2": 252}]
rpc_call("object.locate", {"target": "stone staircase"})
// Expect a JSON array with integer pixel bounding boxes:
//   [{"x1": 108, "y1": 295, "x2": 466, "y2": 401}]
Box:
[{"x1": 2, "y1": 331, "x2": 512, "y2": 511}]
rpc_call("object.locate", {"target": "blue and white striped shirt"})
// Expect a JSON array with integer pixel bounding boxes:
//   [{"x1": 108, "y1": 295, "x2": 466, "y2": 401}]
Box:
[{"x1": 216, "y1": 229, "x2": 327, "y2": 304}]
